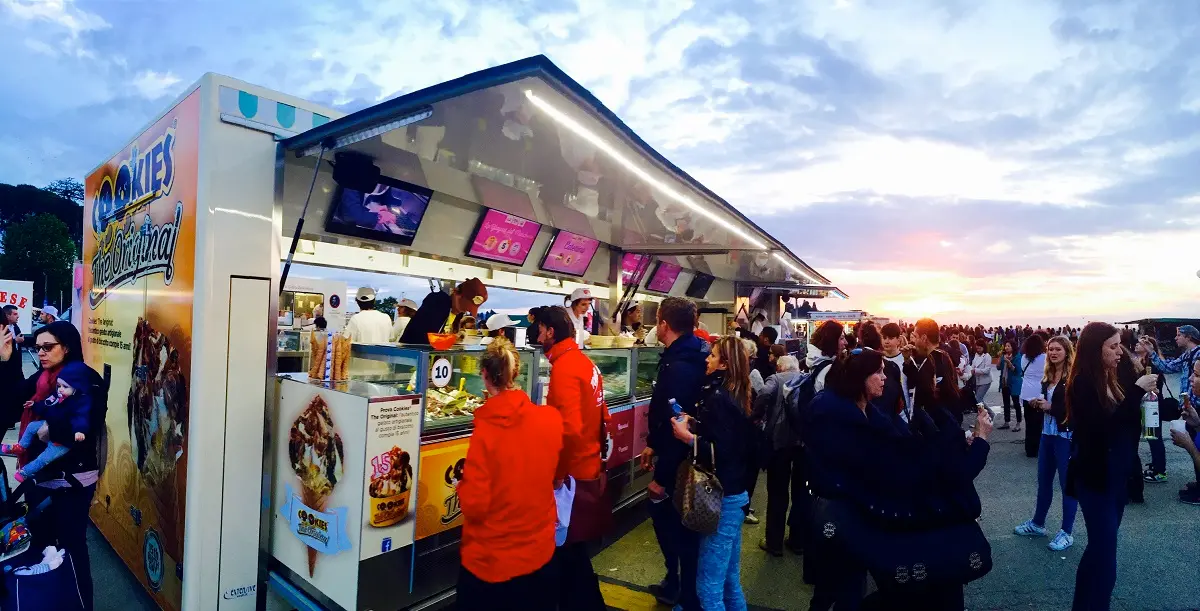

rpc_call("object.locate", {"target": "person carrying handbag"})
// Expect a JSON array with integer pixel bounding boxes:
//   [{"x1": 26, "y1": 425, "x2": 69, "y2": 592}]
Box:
[
  {"x1": 670, "y1": 336, "x2": 755, "y2": 611},
  {"x1": 532, "y1": 307, "x2": 611, "y2": 611}
]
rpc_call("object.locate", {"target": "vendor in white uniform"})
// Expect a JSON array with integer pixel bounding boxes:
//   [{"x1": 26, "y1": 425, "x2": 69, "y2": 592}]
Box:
[
  {"x1": 390, "y1": 298, "x2": 419, "y2": 342},
  {"x1": 344, "y1": 287, "x2": 394, "y2": 343},
  {"x1": 566, "y1": 287, "x2": 593, "y2": 346}
]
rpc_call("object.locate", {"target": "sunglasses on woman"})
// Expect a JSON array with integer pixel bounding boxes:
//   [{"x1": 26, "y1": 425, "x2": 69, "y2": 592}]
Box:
[{"x1": 33, "y1": 342, "x2": 60, "y2": 353}]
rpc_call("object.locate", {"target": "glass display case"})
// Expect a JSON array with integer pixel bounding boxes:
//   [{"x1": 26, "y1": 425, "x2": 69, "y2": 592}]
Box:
[
  {"x1": 587, "y1": 348, "x2": 632, "y2": 404},
  {"x1": 423, "y1": 349, "x2": 535, "y2": 429},
  {"x1": 635, "y1": 346, "x2": 663, "y2": 398}
]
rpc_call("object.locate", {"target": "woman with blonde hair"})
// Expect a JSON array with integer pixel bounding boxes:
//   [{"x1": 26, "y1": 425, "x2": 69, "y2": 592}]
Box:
[
  {"x1": 456, "y1": 338, "x2": 565, "y2": 610},
  {"x1": 1015, "y1": 336, "x2": 1078, "y2": 551},
  {"x1": 670, "y1": 336, "x2": 755, "y2": 611}
]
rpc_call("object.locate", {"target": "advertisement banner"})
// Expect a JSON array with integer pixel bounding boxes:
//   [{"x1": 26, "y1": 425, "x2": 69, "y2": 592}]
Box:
[
  {"x1": 360, "y1": 395, "x2": 422, "y2": 561},
  {"x1": 609, "y1": 407, "x2": 635, "y2": 467},
  {"x1": 632, "y1": 401, "x2": 650, "y2": 466},
  {"x1": 0, "y1": 280, "x2": 34, "y2": 337},
  {"x1": 415, "y1": 437, "x2": 470, "y2": 539},
  {"x1": 83, "y1": 90, "x2": 199, "y2": 611},
  {"x1": 467, "y1": 209, "x2": 541, "y2": 266},
  {"x1": 272, "y1": 382, "x2": 367, "y2": 611}
]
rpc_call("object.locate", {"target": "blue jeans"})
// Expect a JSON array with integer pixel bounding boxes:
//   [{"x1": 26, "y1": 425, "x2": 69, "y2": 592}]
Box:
[
  {"x1": 695, "y1": 492, "x2": 749, "y2": 611},
  {"x1": 1032, "y1": 434, "x2": 1077, "y2": 534},
  {"x1": 1073, "y1": 482, "x2": 1126, "y2": 611},
  {"x1": 17, "y1": 420, "x2": 69, "y2": 478}
]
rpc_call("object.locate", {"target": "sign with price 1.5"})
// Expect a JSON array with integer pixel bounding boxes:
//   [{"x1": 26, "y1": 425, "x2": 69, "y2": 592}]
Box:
[{"x1": 360, "y1": 395, "x2": 422, "y2": 561}]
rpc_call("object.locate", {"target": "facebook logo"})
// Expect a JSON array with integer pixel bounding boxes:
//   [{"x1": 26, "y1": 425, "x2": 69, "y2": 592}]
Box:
[{"x1": 382, "y1": 538, "x2": 392, "y2": 553}]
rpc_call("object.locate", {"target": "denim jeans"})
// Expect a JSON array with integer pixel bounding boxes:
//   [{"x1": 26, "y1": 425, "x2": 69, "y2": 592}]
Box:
[
  {"x1": 696, "y1": 492, "x2": 749, "y2": 611},
  {"x1": 1073, "y1": 482, "x2": 1126, "y2": 611},
  {"x1": 1032, "y1": 434, "x2": 1077, "y2": 534}
]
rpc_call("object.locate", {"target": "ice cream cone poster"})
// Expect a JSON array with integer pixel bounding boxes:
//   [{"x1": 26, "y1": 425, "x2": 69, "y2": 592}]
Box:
[
  {"x1": 415, "y1": 437, "x2": 471, "y2": 539},
  {"x1": 83, "y1": 89, "x2": 199, "y2": 611},
  {"x1": 360, "y1": 394, "x2": 422, "y2": 561},
  {"x1": 273, "y1": 381, "x2": 367, "y2": 611}
]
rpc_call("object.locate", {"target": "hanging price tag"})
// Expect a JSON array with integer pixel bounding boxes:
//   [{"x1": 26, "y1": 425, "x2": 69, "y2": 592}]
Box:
[{"x1": 431, "y1": 357, "x2": 453, "y2": 389}]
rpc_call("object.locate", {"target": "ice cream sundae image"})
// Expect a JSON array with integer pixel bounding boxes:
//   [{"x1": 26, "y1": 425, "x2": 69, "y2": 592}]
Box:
[
  {"x1": 288, "y1": 395, "x2": 345, "y2": 576},
  {"x1": 483, "y1": 236, "x2": 498, "y2": 251},
  {"x1": 368, "y1": 446, "x2": 413, "y2": 527},
  {"x1": 127, "y1": 318, "x2": 188, "y2": 485}
]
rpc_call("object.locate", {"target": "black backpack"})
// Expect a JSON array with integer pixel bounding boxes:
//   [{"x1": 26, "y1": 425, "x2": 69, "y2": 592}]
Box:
[{"x1": 783, "y1": 359, "x2": 834, "y2": 436}]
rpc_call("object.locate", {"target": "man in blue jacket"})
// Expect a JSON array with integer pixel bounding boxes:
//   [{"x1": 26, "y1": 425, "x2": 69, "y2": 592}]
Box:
[{"x1": 638, "y1": 297, "x2": 708, "y2": 609}]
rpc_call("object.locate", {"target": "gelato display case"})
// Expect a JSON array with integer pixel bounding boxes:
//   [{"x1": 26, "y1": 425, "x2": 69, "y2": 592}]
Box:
[{"x1": 635, "y1": 346, "x2": 663, "y2": 398}]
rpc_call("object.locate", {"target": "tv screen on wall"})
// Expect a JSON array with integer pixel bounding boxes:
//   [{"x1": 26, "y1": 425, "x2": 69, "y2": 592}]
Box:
[
  {"x1": 646, "y1": 261, "x2": 682, "y2": 294},
  {"x1": 465, "y1": 208, "x2": 543, "y2": 267},
  {"x1": 325, "y1": 177, "x2": 433, "y2": 247},
  {"x1": 540, "y1": 230, "x2": 602, "y2": 277}
]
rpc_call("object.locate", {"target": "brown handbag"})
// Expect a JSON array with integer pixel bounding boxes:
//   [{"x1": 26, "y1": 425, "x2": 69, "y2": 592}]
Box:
[
  {"x1": 674, "y1": 438, "x2": 723, "y2": 535},
  {"x1": 564, "y1": 404, "x2": 614, "y2": 544}
]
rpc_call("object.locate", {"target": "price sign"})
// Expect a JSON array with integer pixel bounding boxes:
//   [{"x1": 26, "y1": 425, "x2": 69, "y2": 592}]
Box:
[{"x1": 431, "y1": 357, "x2": 453, "y2": 388}]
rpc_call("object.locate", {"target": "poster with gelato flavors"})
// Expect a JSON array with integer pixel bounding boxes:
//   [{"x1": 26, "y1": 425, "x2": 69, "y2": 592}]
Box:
[
  {"x1": 540, "y1": 230, "x2": 601, "y2": 277},
  {"x1": 466, "y1": 209, "x2": 541, "y2": 266}
]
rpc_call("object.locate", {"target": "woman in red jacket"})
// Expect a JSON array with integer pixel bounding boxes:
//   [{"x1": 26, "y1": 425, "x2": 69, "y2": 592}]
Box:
[{"x1": 456, "y1": 337, "x2": 564, "y2": 610}]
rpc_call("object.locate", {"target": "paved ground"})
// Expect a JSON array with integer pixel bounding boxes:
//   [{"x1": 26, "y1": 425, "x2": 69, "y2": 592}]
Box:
[{"x1": 594, "y1": 375, "x2": 1200, "y2": 611}]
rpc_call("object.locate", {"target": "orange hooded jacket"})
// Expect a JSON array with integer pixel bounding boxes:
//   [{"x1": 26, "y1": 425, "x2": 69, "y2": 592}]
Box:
[
  {"x1": 458, "y1": 389, "x2": 564, "y2": 583},
  {"x1": 544, "y1": 338, "x2": 611, "y2": 481}
]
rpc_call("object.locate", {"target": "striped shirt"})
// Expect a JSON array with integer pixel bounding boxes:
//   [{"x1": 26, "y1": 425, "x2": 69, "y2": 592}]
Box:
[{"x1": 1149, "y1": 345, "x2": 1200, "y2": 405}]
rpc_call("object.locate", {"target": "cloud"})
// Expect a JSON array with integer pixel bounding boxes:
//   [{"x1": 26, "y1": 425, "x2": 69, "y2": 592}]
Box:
[{"x1": 2, "y1": 0, "x2": 1199, "y2": 324}]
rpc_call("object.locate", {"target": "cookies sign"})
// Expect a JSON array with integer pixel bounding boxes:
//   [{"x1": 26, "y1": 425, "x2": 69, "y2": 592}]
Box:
[{"x1": 360, "y1": 395, "x2": 422, "y2": 560}]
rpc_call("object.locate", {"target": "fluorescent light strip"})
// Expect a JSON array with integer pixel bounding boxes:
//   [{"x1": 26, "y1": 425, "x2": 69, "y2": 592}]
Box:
[
  {"x1": 772, "y1": 252, "x2": 818, "y2": 284},
  {"x1": 300, "y1": 108, "x2": 433, "y2": 157},
  {"x1": 524, "y1": 90, "x2": 767, "y2": 250}
]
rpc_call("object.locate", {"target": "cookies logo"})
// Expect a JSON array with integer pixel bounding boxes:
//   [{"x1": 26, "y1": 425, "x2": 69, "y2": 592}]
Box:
[
  {"x1": 440, "y1": 458, "x2": 466, "y2": 525},
  {"x1": 89, "y1": 119, "x2": 183, "y2": 307}
]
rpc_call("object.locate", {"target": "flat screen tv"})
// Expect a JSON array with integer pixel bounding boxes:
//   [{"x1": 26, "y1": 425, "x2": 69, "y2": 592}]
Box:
[
  {"x1": 646, "y1": 261, "x2": 682, "y2": 294},
  {"x1": 540, "y1": 230, "x2": 602, "y2": 277},
  {"x1": 466, "y1": 208, "x2": 543, "y2": 267},
  {"x1": 685, "y1": 273, "x2": 715, "y2": 299},
  {"x1": 325, "y1": 177, "x2": 433, "y2": 246},
  {"x1": 620, "y1": 253, "x2": 650, "y2": 284}
]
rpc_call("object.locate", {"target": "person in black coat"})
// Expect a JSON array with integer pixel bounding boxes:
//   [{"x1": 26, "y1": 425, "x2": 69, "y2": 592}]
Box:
[
  {"x1": 0, "y1": 321, "x2": 107, "y2": 610},
  {"x1": 398, "y1": 278, "x2": 488, "y2": 343},
  {"x1": 1066, "y1": 323, "x2": 1157, "y2": 611}
]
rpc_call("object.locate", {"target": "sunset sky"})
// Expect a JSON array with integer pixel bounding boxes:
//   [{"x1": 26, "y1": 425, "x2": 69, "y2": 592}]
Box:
[{"x1": 3, "y1": 0, "x2": 1198, "y2": 325}]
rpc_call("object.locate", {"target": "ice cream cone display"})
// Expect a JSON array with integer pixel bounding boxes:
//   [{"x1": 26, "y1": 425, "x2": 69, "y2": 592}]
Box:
[
  {"x1": 308, "y1": 331, "x2": 353, "y2": 381},
  {"x1": 368, "y1": 446, "x2": 413, "y2": 527},
  {"x1": 288, "y1": 395, "x2": 346, "y2": 577}
]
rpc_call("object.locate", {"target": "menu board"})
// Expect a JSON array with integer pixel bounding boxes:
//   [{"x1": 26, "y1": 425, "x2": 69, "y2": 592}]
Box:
[
  {"x1": 540, "y1": 230, "x2": 601, "y2": 277},
  {"x1": 621, "y1": 253, "x2": 650, "y2": 283},
  {"x1": 647, "y1": 262, "x2": 682, "y2": 293},
  {"x1": 466, "y1": 209, "x2": 541, "y2": 267}
]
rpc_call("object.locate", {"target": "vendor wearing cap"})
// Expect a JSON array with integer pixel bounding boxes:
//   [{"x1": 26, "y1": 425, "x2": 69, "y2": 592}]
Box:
[
  {"x1": 566, "y1": 288, "x2": 593, "y2": 346},
  {"x1": 482, "y1": 313, "x2": 518, "y2": 345},
  {"x1": 40, "y1": 305, "x2": 59, "y2": 325},
  {"x1": 344, "y1": 287, "x2": 393, "y2": 344},
  {"x1": 390, "y1": 298, "x2": 420, "y2": 342},
  {"x1": 399, "y1": 278, "x2": 489, "y2": 344}
]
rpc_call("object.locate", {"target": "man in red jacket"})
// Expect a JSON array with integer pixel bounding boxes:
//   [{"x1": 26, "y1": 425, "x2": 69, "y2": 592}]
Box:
[{"x1": 533, "y1": 306, "x2": 611, "y2": 611}]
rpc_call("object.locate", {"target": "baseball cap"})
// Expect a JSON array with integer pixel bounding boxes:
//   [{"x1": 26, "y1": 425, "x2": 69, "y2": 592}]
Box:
[
  {"x1": 1179, "y1": 325, "x2": 1200, "y2": 343},
  {"x1": 42, "y1": 305, "x2": 58, "y2": 318},
  {"x1": 486, "y1": 314, "x2": 516, "y2": 332},
  {"x1": 456, "y1": 278, "x2": 488, "y2": 317},
  {"x1": 398, "y1": 298, "x2": 418, "y2": 311},
  {"x1": 355, "y1": 287, "x2": 376, "y2": 303},
  {"x1": 569, "y1": 287, "x2": 593, "y2": 303}
]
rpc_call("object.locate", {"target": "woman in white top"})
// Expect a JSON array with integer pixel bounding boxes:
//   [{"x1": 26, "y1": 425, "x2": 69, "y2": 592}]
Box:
[
  {"x1": 970, "y1": 340, "x2": 994, "y2": 404},
  {"x1": 564, "y1": 288, "x2": 593, "y2": 346},
  {"x1": 1016, "y1": 334, "x2": 1048, "y2": 435}
]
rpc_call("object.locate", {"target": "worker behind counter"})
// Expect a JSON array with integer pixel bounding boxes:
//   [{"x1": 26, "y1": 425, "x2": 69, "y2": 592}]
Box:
[
  {"x1": 399, "y1": 278, "x2": 489, "y2": 344},
  {"x1": 390, "y1": 298, "x2": 419, "y2": 342},
  {"x1": 344, "y1": 287, "x2": 393, "y2": 343},
  {"x1": 565, "y1": 287, "x2": 593, "y2": 346}
]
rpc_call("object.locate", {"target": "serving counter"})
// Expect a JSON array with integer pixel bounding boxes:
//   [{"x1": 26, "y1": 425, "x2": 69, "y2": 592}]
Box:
[{"x1": 268, "y1": 342, "x2": 662, "y2": 611}]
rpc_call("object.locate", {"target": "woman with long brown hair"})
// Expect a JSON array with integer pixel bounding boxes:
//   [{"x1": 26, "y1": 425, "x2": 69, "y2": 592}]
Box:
[
  {"x1": 1014, "y1": 336, "x2": 1078, "y2": 551},
  {"x1": 671, "y1": 335, "x2": 755, "y2": 610},
  {"x1": 1066, "y1": 323, "x2": 1157, "y2": 611}
]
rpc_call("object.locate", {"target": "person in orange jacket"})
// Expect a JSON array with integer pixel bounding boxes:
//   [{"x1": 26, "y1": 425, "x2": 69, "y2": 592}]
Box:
[
  {"x1": 456, "y1": 337, "x2": 564, "y2": 610},
  {"x1": 532, "y1": 305, "x2": 611, "y2": 611}
]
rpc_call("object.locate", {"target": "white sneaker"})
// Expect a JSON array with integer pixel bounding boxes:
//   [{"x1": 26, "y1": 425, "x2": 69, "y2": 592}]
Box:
[
  {"x1": 1048, "y1": 530, "x2": 1074, "y2": 551},
  {"x1": 1014, "y1": 520, "x2": 1047, "y2": 537}
]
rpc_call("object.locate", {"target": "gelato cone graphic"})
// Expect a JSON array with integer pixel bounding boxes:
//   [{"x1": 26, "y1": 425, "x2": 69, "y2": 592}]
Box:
[{"x1": 288, "y1": 395, "x2": 344, "y2": 577}]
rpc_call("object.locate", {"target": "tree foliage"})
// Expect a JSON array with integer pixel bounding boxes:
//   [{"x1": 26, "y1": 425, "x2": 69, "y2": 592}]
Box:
[
  {"x1": 0, "y1": 213, "x2": 78, "y2": 308},
  {"x1": 0, "y1": 182, "x2": 84, "y2": 248},
  {"x1": 375, "y1": 296, "x2": 398, "y2": 320},
  {"x1": 44, "y1": 178, "x2": 85, "y2": 205}
]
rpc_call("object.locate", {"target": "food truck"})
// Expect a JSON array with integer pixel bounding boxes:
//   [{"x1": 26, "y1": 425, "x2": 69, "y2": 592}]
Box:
[{"x1": 79, "y1": 56, "x2": 842, "y2": 611}]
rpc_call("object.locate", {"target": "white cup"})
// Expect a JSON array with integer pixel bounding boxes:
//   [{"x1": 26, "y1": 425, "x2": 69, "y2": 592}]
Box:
[{"x1": 1170, "y1": 420, "x2": 1188, "y2": 435}]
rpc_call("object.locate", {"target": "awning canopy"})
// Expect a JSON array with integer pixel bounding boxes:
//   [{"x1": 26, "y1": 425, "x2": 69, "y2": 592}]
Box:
[{"x1": 280, "y1": 55, "x2": 838, "y2": 292}]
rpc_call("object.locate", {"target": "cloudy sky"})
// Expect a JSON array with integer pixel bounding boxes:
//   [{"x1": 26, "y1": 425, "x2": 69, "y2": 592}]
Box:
[{"x1": 3, "y1": 0, "x2": 1198, "y2": 325}]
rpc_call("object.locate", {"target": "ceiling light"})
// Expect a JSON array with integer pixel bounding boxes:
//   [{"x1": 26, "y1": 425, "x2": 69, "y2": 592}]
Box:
[
  {"x1": 524, "y1": 90, "x2": 768, "y2": 250},
  {"x1": 772, "y1": 252, "x2": 818, "y2": 284},
  {"x1": 299, "y1": 108, "x2": 434, "y2": 157}
]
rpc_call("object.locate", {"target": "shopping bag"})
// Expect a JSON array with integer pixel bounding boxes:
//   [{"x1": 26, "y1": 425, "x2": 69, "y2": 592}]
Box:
[{"x1": 554, "y1": 477, "x2": 575, "y2": 547}]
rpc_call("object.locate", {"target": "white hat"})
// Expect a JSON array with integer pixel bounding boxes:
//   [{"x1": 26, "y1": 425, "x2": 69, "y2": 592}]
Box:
[
  {"x1": 42, "y1": 305, "x2": 58, "y2": 318},
  {"x1": 569, "y1": 288, "x2": 593, "y2": 303},
  {"x1": 355, "y1": 287, "x2": 376, "y2": 302},
  {"x1": 398, "y1": 298, "x2": 418, "y2": 311},
  {"x1": 486, "y1": 314, "x2": 516, "y2": 331}
]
